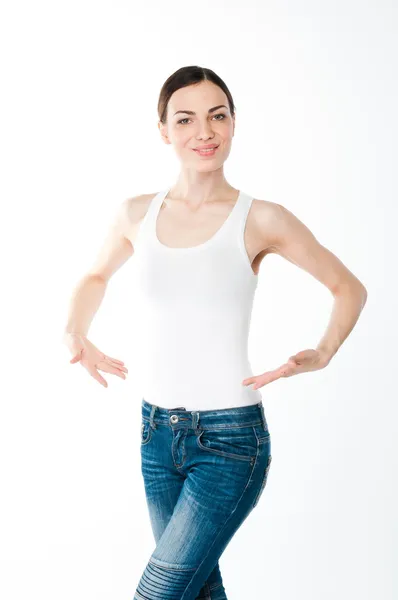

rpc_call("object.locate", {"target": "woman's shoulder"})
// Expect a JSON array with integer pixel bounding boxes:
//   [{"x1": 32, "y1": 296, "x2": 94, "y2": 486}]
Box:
[
  {"x1": 247, "y1": 197, "x2": 294, "y2": 256},
  {"x1": 125, "y1": 191, "x2": 160, "y2": 224},
  {"x1": 122, "y1": 191, "x2": 161, "y2": 246},
  {"x1": 249, "y1": 196, "x2": 284, "y2": 231}
]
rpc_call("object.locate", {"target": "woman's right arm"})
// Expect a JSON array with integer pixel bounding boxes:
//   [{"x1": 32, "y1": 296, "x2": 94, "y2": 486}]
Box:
[{"x1": 63, "y1": 196, "x2": 138, "y2": 387}]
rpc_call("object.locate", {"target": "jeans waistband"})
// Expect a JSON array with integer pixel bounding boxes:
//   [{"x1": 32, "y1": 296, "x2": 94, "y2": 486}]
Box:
[{"x1": 141, "y1": 398, "x2": 269, "y2": 432}]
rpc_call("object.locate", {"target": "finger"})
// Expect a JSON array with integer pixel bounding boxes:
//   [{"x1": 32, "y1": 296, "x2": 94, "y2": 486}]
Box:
[
  {"x1": 105, "y1": 355, "x2": 125, "y2": 365},
  {"x1": 280, "y1": 366, "x2": 296, "y2": 377},
  {"x1": 86, "y1": 364, "x2": 108, "y2": 387},
  {"x1": 243, "y1": 368, "x2": 279, "y2": 387},
  {"x1": 106, "y1": 359, "x2": 128, "y2": 373},
  {"x1": 253, "y1": 371, "x2": 281, "y2": 388},
  {"x1": 242, "y1": 376, "x2": 256, "y2": 385},
  {"x1": 259, "y1": 363, "x2": 295, "y2": 386},
  {"x1": 70, "y1": 351, "x2": 82, "y2": 364},
  {"x1": 279, "y1": 361, "x2": 294, "y2": 373},
  {"x1": 97, "y1": 362, "x2": 126, "y2": 379},
  {"x1": 244, "y1": 360, "x2": 287, "y2": 384}
]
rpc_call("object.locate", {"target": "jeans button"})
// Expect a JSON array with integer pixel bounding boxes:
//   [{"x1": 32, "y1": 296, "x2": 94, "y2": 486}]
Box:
[{"x1": 170, "y1": 415, "x2": 179, "y2": 424}]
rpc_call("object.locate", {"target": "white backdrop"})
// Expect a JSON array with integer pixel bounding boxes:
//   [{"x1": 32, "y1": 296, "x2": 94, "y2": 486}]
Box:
[{"x1": 0, "y1": 1, "x2": 396, "y2": 599}]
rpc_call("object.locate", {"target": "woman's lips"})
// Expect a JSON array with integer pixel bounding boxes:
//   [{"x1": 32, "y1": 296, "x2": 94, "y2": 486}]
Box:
[{"x1": 193, "y1": 145, "x2": 219, "y2": 157}]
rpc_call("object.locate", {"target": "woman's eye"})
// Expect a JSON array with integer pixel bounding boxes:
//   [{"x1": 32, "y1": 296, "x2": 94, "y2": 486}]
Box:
[{"x1": 177, "y1": 113, "x2": 226, "y2": 125}]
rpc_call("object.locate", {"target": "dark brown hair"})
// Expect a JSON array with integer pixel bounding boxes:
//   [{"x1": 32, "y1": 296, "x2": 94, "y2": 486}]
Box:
[{"x1": 158, "y1": 66, "x2": 236, "y2": 125}]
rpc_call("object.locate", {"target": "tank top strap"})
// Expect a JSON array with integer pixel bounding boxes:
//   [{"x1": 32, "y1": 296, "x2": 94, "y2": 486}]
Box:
[
  {"x1": 133, "y1": 188, "x2": 169, "y2": 249},
  {"x1": 219, "y1": 190, "x2": 254, "y2": 240},
  {"x1": 235, "y1": 190, "x2": 254, "y2": 225}
]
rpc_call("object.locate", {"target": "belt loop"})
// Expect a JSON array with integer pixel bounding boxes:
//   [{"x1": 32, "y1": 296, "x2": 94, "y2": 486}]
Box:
[
  {"x1": 149, "y1": 404, "x2": 157, "y2": 430},
  {"x1": 191, "y1": 411, "x2": 200, "y2": 430},
  {"x1": 259, "y1": 402, "x2": 267, "y2": 432}
]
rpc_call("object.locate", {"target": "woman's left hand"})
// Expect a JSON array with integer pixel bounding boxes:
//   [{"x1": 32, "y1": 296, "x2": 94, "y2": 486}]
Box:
[{"x1": 242, "y1": 348, "x2": 330, "y2": 390}]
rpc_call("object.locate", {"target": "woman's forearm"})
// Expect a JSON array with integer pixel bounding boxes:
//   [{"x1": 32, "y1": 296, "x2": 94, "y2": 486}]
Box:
[
  {"x1": 316, "y1": 282, "x2": 368, "y2": 363},
  {"x1": 63, "y1": 274, "x2": 108, "y2": 339}
]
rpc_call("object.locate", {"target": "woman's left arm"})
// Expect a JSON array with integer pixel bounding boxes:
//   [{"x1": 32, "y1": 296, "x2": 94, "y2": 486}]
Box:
[{"x1": 243, "y1": 202, "x2": 368, "y2": 389}]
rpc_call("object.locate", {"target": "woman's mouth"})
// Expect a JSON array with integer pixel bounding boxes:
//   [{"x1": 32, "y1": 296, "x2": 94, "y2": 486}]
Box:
[{"x1": 193, "y1": 145, "x2": 219, "y2": 157}]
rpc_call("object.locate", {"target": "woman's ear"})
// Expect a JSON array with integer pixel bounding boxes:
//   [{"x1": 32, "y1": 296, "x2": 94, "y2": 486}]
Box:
[{"x1": 158, "y1": 121, "x2": 171, "y2": 145}]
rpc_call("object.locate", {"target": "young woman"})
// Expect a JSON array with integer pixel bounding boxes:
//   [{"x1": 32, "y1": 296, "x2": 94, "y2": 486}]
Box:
[{"x1": 63, "y1": 66, "x2": 367, "y2": 600}]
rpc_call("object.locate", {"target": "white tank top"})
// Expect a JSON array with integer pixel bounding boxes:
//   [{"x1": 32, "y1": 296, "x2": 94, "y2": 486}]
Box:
[{"x1": 131, "y1": 187, "x2": 262, "y2": 411}]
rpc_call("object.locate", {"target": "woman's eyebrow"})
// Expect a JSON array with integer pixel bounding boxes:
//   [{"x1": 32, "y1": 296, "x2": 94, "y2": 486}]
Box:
[{"x1": 173, "y1": 105, "x2": 228, "y2": 116}]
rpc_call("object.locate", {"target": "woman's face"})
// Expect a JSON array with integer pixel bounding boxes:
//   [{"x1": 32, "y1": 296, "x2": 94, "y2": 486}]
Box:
[{"x1": 159, "y1": 80, "x2": 235, "y2": 171}]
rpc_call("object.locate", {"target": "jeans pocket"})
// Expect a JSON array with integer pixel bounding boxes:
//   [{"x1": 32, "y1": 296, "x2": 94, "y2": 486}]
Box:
[
  {"x1": 196, "y1": 426, "x2": 257, "y2": 462},
  {"x1": 253, "y1": 454, "x2": 272, "y2": 507},
  {"x1": 141, "y1": 419, "x2": 152, "y2": 445}
]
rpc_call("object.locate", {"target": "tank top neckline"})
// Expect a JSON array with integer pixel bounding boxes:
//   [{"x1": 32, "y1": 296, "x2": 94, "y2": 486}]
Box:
[{"x1": 152, "y1": 187, "x2": 245, "y2": 253}]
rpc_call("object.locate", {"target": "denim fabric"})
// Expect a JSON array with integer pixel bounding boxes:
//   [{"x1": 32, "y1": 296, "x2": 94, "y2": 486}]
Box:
[{"x1": 134, "y1": 398, "x2": 272, "y2": 600}]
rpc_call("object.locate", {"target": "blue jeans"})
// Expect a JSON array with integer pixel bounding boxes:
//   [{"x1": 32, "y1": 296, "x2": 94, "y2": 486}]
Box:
[{"x1": 134, "y1": 398, "x2": 272, "y2": 600}]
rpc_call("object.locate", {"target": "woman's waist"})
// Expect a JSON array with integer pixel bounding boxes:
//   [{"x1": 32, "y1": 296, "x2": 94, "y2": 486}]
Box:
[{"x1": 141, "y1": 392, "x2": 265, "y2": 423}]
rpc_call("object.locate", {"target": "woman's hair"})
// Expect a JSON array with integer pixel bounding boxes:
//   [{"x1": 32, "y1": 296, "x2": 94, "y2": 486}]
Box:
[{"x1": 158, "y1": 65, "x2": 236, "y2": 125}]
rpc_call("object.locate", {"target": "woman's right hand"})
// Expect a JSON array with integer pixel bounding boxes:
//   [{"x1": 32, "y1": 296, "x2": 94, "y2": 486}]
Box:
[{"x1": 64, "y1": 333, "x2": 128, "y2": 388}]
